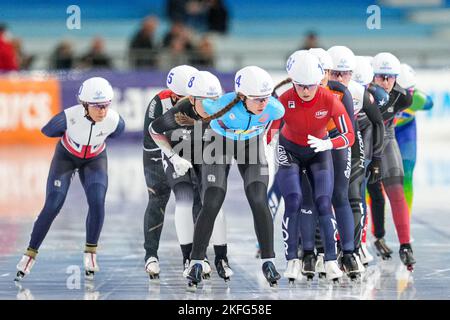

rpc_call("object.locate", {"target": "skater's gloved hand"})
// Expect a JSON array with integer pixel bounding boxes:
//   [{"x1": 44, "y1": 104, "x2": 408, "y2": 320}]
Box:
[
  {"x1": 169, "y1": 153, "x2": 192, "y2": 176},
  {"x1": 307, "y1": 135, "x2": 333, "y2": 153},
  {"x1": 367, "y1": 84, "x2": 390, "y2": 107},
  {"x1": 366, "y1": 158, "x2": 382, "y2": 184}
]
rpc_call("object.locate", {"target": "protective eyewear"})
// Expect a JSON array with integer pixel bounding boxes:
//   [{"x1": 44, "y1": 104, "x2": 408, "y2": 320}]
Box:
[
  {"x1": 374, "y1": 74, "x2": 397, "y2": 81},
  {"x1": 294, "y1": 83, "x2": 318, "y2": 91},
  {"x1": 193, "y1": 96, "x2": 219, "y2": 101},
  {"x1": 247, "y1": 96, "x2": 270, "y2": 103},
  {"x1": 88, "y1": 102, "x2": 111, "y2": 110}
]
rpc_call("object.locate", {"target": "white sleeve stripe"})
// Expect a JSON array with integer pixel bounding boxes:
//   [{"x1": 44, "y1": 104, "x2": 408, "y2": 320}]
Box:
[
  {"x1": 338, "y1": 115, "x2": 348, "y2": 134},
  {"x1": 143, "y1": 147, "x2": 161, "y2": 152},
  {"x1": 334, "y1": 135, "x2": 349, "y2": 149},
  {"x1": 149, "y1": 123, "x2": 157, "y2": 135},
  {"x1": 337, "y1": 115, "x2": 349, "y2": 148},
  {"x1": 341, "y1": 134, "x2": 349, "y2": 146},
  {"x1": 339, "y1": 115, "x2": 350, "y2": 147}
]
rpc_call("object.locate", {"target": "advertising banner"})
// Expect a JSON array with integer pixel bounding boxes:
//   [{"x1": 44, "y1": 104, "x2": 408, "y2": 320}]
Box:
[
  {"x1": 0, "y1": 76, "x2": 61, "y2": 144},
  {"x1": 0, "y1": 70, "x2": 235, "y2": 144},
  {"x1": 2, "y1": 69, "x2": 448, "y2": 144}
]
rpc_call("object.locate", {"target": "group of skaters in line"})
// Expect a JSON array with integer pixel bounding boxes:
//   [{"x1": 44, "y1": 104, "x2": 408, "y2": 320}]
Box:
[{"x1": 15, "y1": 44, "x2": 432, "y2": 290}]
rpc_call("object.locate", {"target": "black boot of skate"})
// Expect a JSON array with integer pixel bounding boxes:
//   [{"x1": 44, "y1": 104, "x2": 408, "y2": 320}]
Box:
[
  {"x1": 215, "y1": 258, "x2": 233, "y2": 282},
  {"x1": 301, "y1": 251, "x2": 317, "y2": 281},
  {"x1": 342, "y1": 253, "x2": 360, "y2": 280},
  {"x1": 374, "y1": 238, "x2": 393, "y2": 260},
  {"x1": 186, "y1": 263, "x2": 203, "y2": 290},
  {"x1": 399, "y1": 244, "x2": 416, "y2": 271},
  {"x1": 262, "y1": 261, "x2": 281, "y2": 287}
]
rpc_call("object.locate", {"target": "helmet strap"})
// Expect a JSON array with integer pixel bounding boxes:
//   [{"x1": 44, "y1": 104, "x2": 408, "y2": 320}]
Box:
[
  {"x1": 242, "y1": 96, "x2": 250, "y2": 112},
  {"x1": 192, "y1": 98, "x2": 200, "y2": 117},
  {"x1": 241, "y1": 96, "x2": 258, "y2": 115},
  {"x1": 292, "y1": 83, "x2": 299, "y2": 96}
]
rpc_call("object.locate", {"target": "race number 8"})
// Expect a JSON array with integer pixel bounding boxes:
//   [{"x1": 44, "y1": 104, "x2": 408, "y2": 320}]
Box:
[{"x1": 188, "y1": 76, "x2": 195, "y2": 88}]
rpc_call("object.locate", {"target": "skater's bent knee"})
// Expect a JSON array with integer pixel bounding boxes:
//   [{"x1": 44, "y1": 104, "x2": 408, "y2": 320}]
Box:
[
  {"x1": 332, "y1": 189, "x2": 349, "y2": 207},
  {"x1": 383, "y1": 176, "x2": 403, "y2": 187},
  {"x1": 283, "y1": 192, "x2": 302, "y2": 214},
  {"x1": 86, "y1": 183, "x2": 107, "y2": 207},
  {"x1": 245, "y1": 182, "x2": 268, "y2": 204},
  {"x1": 43, "y1": 191, "x2": 66, "y2": 214},
  {"x1": 315, "y1": 196, "x2": 332, "y2": 216},
  {"x1": 203, "y1": 187, "x2": 225, "y2": 211}
]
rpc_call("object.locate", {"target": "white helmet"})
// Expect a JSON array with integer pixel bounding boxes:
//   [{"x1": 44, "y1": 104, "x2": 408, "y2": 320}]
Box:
[
  {"x1": 397, "y1": 63, "x2": 416, "y2": 89},
  {"x1": 186, "y1": 71, "x2": 222, "y2": 98},
  {"x1": 372, "y1": 52, "x2": 401, "y2": 75},
  {"x1": 234, "y1": 66, "x2": 274, "y2": 98},
  {"x1": 364, "y1": 55, "x2": 374, "y2": 66},
  {"x1": 309, "y1": 48, "x2": 333, "y2": 70},
  {"x1": 166, "y1": 65, "x2": 199, "y2": 96},
  {"x1": 78, "y1": 77, "x2": 114, "y2": 104},
  {"x1": 286, "y1": 50, "x2": 324, "y2": 85},
  {"x1": 352, "y1": 56, "x2": 374, "y2": 86},
  {"x1": 327, "y1": 45, "x2": 356, "y2": 71}
]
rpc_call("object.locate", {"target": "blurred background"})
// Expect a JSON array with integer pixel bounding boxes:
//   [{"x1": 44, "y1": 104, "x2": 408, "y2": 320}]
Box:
[
  {"x1": 2, "y1": 0, "x2": 450, "y2": 71},
  {"x1": 1, "y1": 1, "x2": 450, "y2": 229}
]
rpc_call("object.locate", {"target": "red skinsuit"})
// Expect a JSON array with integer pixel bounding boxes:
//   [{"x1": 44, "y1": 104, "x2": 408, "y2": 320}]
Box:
[{"x1": 268, "y1": 86, "x2": 354, "y2": 148}]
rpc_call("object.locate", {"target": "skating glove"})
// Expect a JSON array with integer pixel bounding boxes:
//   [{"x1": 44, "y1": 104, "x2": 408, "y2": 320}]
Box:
[
  {"x1": 307, "y1": 135, "x2": 333, "y2": 153},
  {"x1": 366, "y1": 158, "x2": 382, "y2": 184},
  {"x1": 367, "y1": 84, "x2": 390, "y2": 107},
  {"x1": 169, "y1": 154, "x2": 192, "y2": 176}
]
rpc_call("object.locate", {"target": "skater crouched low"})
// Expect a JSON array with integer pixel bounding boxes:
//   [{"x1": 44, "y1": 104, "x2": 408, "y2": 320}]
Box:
[
  {"x1": 15, "y1": 77, "x2": 125, "y2": 281},
  {"x1": 181, "y1": 66, "x2": 285, "y2": 289}
]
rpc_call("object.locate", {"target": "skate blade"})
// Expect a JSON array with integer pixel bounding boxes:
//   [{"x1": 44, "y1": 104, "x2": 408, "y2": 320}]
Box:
[
  {"x1": 219, "y1": 275, "x2": 231, "y2": 283},
  {"x1": 148, "y1": 273, "x2": 160, "y2": 280},
  {"x1": 348, "y1": 274, "x2": 362, "y2": 283},
  {"x1": 328, "y1": 277, "x2": 341, "y2": 284},
  {"x1": 346, "y1": 271, "x2": 361, "y2": 279},
  {"x1": 302, "y1": 272, "x2": 315, "y2": 281},
  {"x1": 85, "y1": 271, "x2": 95, "y2": 281},
  {"x1": 202, "y1": 273, "x2": 211, "y2": 280},
  {"x1": 186, "y1": 282, "x2": 198, "y2": 292}
]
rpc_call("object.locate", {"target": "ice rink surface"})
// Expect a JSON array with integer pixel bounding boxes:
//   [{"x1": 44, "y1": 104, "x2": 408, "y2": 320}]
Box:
[{"x1": 1, "y1": 131, "x2": 449, "y2": 300}]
